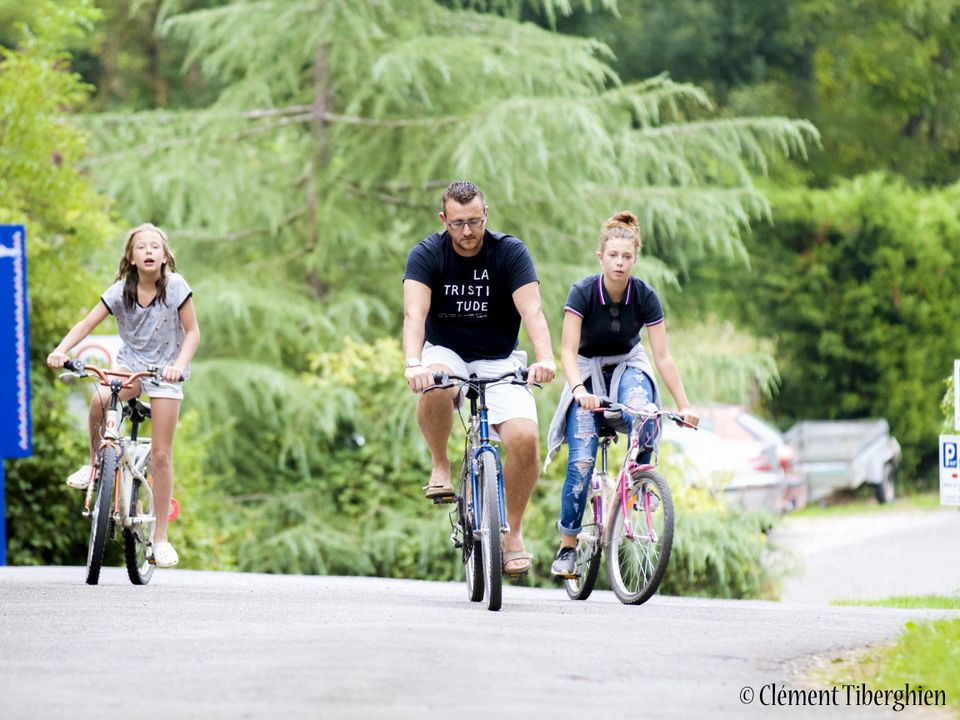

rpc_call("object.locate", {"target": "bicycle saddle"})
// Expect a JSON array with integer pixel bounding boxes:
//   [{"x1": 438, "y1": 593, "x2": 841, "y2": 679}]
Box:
[{"x1": 123, "y1": 398, "x2": 152, "y2": 422}]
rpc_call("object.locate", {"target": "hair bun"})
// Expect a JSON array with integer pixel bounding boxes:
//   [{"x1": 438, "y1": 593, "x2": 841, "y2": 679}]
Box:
[
  {"x1": 602, "y1": 210, "x2": 638, "y2": 231},
  {"x1": 598, "y1": 210, "x2": 642, "y2": 252}
]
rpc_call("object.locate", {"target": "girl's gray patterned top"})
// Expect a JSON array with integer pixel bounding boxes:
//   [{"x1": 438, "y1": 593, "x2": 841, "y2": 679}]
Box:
[{"x1": 101, "y1": 272, "x2": 193, "y2": 378}]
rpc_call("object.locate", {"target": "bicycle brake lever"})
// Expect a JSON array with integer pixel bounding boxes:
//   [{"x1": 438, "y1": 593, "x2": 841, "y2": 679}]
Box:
[
  {"x1": 422, "y1": 383, "x2": 455, "y2": 394},
  {"x1": 514, "y1": 379, "x2": 542, "y2": 389},
  {"x1": 669, "y1": 413, "x2": 698, "y2": 429}
]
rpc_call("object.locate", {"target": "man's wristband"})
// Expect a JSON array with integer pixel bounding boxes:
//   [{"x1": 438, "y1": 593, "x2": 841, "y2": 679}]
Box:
[
  {"x1": 404, "y1": 358, "x2": 423, "y2": 369},
  {"x1": 571, "y1": 383, "x2": 585, "y2": 393}
]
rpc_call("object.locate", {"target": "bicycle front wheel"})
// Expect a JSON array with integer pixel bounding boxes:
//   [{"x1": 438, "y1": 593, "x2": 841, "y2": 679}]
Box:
[
  {"x1": 460, "y1": 455, "x2": 484, "y2": 603},
  {"x1": 478, "y1": 451, "x2": 502, "y2": 611},
  {"x1": 564, "y1": 521, "x2": 602, "y2": 601},
  {"x1": 86, "y1": 447, "x2": 117, "y2": 585},
  {"x1": 606, "y1": 470, "x2": 674, "y2": 605},
  {"x1": 124, "y1": 466, "x2": 155, "y2": 585}
]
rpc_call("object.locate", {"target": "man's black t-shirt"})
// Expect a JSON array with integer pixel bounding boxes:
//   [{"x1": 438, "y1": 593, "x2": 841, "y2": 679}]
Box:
[
  {"x1": 404, "y1": 230, "x2": 538, "y2": 362},
  {"x1": 564, "y1": 274, "x2": 663, "y2": 357}
]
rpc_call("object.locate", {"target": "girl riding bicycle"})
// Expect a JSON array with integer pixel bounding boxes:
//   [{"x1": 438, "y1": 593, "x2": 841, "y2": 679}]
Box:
[
  {"x1": 544, "y1": 211, "x2": 698, "y2": 578},
  {"x1": 47, "y1": 223, "x2": 200, "y2": 568}
]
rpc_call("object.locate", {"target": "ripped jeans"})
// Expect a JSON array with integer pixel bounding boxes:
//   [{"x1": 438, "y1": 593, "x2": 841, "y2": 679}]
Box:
[{"x1": 558, "y1": 367, "x2": 656, "y2": 537}]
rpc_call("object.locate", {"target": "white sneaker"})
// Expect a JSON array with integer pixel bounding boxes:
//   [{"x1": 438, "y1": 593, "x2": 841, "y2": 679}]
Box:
[
  {"x1": 66, "y1": 465, "x2": 93, "y2": 490},
  {"x1": 151, "y1": 542, "x2": 179, "y2": 568}
]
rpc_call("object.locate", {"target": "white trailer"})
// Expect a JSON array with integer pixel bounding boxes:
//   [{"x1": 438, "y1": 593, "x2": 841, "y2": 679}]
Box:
[{"x1": 784, "y1": 419, "x2": 901, "y2": 504}]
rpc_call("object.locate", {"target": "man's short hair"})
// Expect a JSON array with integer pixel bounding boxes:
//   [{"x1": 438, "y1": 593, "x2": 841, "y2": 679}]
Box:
[{"x1": 441, "y1": 181, "x2": 485, "y2": 212}]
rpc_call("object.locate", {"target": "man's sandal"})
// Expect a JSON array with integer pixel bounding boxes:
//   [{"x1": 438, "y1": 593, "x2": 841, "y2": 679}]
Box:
[
  {"x1": 502, "y1": 550, "x2": 534, "y2": 578},
  {"x1": 423, "y1": 481, "x2": 455, "y2": 504}
]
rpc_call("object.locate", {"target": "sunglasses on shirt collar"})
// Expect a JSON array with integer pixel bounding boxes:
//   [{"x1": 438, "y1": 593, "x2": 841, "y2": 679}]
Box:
[{"x1": 608, "y1": 304, "x2": 620, "y2": 332}]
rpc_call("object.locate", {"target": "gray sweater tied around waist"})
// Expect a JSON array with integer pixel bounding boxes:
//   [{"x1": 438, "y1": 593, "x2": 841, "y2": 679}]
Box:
[{"x1": 544, "y1": 341, "x2": 660, "y2": 472}]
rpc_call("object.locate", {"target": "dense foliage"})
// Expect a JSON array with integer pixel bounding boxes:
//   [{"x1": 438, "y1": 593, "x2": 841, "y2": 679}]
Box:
[
  {"x1": 556, "y1": 0, "x2": 960, "y2": 187},
  {"x1": 0, "y1": 0, "x2": 113, "y2": 563},
  {"x1": 679, "y1": 175, "x2": 960, "y2": 484}
]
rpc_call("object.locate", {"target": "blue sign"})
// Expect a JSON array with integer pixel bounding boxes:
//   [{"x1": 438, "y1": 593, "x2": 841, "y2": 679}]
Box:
[
  {"x1": 943, "y1": 441, "x2": 958, "y2": 469},
  {"x1": 1, "y1": 224, "x2": 32, "y2": 565}
]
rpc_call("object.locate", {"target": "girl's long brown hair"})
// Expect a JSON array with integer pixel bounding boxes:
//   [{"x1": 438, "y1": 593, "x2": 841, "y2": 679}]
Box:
[{"x1": 116, "y1": 223, "x2": 177, "y2": 311}]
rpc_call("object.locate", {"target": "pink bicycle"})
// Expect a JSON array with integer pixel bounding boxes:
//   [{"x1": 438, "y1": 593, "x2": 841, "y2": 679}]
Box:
[{"x1": 566, "y1": 401, "x2": 695, "y2": 605}]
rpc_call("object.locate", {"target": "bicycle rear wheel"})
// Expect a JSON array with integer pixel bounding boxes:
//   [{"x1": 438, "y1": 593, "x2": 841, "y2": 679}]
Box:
[
  {"x1": 478, "y1": 451, "x2": 502, "y2": 611},
  {"x1": 85, "y1": 447, "x2": 117, "y2": 586},
  {"x1": 124, "y1": 467, "x2": 155, "y2": 585},
  {"x1": 606, "y1": 470, "x2": 674, "y2": 605},
  {"x1": 564, "y1": 520, "x2": 602, "y2": 601},
  {"x1": 460, "y1": 455, "x2": 484, "y2": 603}
]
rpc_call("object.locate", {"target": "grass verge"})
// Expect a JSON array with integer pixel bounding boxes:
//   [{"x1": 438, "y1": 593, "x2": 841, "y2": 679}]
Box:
[
  {"x1": 834, "y1": 593, "x2": 960, "y2": 610},
  {"x1": 818, "y1": 595, "x2": 960, "y2": 716},
  {"x1": 790, "y1": 491, "x2": 945, "y2": 519}
]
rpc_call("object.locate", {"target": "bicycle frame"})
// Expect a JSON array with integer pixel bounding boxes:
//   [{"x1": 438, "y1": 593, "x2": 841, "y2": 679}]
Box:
[
  {"x1": 60, "y1": 360, "x2": 187, "y2": 584},
  {"x1": 74, "y1": 366, "x2": 157, "y2": 529},
  {"x1": 567, "y1": 401, "x2": 691, "y2": 604},
  {"x1": 464, "y1": 385, "x2": 507, "y2": 538},
  {"x1": 595, "y1": 406, "x2": 677, "y2": 542},
  {"x1": 429, "y1": 367, "x2": 534, "y2": 609}
]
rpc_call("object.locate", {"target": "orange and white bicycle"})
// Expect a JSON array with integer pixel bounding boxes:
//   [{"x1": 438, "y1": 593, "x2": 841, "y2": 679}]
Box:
[{"x1": 59, "y1": 360, "x2": 179, "y2": 585}]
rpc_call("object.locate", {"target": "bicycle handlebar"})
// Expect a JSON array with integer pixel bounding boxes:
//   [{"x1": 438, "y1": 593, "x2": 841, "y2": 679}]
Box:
[
  {"x1": 59, "y1": 361, "x2": 181, "y2": 388},
  {"x1": 424, "y1": 367, "x2": 536, "y2": 393},
  {"x1": 595, "y1": 400, "x2": 698, "y2": 429}
]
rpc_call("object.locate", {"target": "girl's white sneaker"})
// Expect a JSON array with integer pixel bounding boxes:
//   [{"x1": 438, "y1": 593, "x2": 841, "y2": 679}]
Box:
[
  {"x1": 151, "y1": 542, "x2": 179, "y2": 568},
  {"x1": 66, "y1": 465, "x2": 93, "y2": 490}
]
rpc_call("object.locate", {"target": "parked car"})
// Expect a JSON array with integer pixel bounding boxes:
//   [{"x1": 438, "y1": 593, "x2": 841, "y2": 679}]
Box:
[{"x1": 660, "y1": 404, "x2": 806, "y2": 513}]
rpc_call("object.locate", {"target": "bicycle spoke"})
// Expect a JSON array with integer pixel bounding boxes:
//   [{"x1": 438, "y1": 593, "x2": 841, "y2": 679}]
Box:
[{"x1": 607, "y1": 470, "x2": 674, "y2": 605}]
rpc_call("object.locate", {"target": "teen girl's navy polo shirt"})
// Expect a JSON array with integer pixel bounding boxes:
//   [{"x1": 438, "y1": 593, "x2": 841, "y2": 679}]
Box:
[{"x1": 564, "y1": 274, "x2": 663, "y2": 357}]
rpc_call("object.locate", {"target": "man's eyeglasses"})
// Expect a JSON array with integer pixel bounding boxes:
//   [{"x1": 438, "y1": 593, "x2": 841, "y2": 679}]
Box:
[
  {"x1": 608, "y1": 304, "x2": 621, "y2": 333},
  {"x1": 446, "y1": 217, "x2": 485, "y2": 232}
]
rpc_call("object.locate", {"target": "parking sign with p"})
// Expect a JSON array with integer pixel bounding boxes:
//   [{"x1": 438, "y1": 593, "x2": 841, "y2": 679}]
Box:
[{"x1": 939, "y1": 435, "x2": 960, "y2": 506}]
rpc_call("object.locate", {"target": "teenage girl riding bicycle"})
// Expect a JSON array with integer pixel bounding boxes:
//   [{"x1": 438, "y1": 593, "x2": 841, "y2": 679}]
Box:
[
  {"x1": 544, "y1": 211, "x2": 698, "y2": 578},
  {"x1": 47, "y1": 223, "x2": 200, "y2": 569}
]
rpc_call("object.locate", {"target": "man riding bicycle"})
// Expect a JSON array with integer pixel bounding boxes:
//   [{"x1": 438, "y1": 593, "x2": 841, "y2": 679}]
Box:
[{"x1": 402, "y1": 180, "x2": 555, "y2": 577}]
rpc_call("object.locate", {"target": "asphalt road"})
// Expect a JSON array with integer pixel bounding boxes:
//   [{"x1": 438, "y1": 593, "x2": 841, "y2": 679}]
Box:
[
  {"x1": 774, "y1": 506, "x2": 960, "y2": 604},
  {"x1": 2, "y1": 566, "x2": 958, "y2": 720}
]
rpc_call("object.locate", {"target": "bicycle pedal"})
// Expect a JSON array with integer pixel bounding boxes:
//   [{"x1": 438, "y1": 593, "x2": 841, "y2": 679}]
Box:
[
  {"x1": 504, "y1": 570, "x2": 530, "y2": 580},
  {"x1": 432, "y1": 496, "x2": 455, "y2": 505}
]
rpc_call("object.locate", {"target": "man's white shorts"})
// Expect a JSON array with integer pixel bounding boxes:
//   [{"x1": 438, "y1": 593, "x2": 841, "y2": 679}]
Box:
[{"x1": 421, "y1": 343, "x2": 538, "y2": 435}]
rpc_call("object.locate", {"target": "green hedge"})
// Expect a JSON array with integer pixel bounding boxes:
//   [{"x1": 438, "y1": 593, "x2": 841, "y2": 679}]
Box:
[{"x1": 684, "y1": 174, "x2": 960, "y2": 486}]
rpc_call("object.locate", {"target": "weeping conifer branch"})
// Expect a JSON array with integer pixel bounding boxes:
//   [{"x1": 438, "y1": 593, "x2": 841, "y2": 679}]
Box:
[{"x1": 83, "y1": 0, "x2": 817, "y2": 505}]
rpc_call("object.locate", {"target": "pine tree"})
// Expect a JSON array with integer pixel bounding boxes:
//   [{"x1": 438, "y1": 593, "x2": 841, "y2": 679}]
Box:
[{"x1": 80, "y1": 0, "x2": 817, "y2": 574}]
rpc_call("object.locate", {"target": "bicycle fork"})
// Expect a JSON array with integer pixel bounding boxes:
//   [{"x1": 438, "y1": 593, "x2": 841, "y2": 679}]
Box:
[
  {"x1": 84, "y1": 406, "x2": 123, "y2": 517},
  {"x1": 447, "y1": 450, "x2": 508, "y2": 549}
]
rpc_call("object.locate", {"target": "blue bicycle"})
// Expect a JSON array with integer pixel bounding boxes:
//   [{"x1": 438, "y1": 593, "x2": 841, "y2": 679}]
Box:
[{"x1": 427, "y1": 368, "x2": 532, "y2": 612}]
